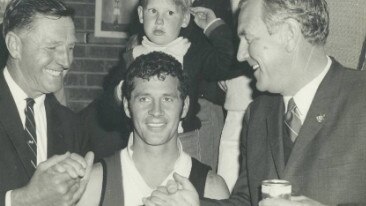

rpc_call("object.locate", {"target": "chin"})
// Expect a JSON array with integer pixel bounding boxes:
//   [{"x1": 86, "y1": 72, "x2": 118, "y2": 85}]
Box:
[{"x1": 44, "y1": 85, "x2": 62, "y2": 94}]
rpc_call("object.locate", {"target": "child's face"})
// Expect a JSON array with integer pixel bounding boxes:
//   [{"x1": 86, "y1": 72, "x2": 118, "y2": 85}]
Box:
[{"x1": 138, "y1": 0, "x2": 190, "y2": 45}]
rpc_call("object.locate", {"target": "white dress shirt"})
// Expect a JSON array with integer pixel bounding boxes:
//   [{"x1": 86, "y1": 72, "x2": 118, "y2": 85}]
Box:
[
  {"x1": 4, "y1": 67, "x2": 48, "y2": 206},
  {"x1": 283, "y1": 56, "x2": 332, "y2": 123}
]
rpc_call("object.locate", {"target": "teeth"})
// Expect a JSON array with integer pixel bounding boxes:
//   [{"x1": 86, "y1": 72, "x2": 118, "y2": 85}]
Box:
[
  {"x1": 148, "y1": 123, "x2": 165, "y2": 127},
  {"x1": 45, "y1": 69, "x2": 62, "y2": 77},
  {"x1": 252, "y1": 65, "x2": 259, "y2": 70}
]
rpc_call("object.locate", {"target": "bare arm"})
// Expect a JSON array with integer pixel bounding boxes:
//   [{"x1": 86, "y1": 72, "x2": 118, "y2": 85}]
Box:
[
  {"x1": 76, "y1": 163, "x2": 103, "y2": 206},
  {"x1": 204, "y1": 171, "x2": 230, "y2": 199}
]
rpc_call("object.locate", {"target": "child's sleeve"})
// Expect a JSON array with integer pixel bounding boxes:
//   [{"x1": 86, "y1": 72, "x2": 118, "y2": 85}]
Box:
[{"x1": 195, "y1": 20, "x2": 237, "y2": 81}]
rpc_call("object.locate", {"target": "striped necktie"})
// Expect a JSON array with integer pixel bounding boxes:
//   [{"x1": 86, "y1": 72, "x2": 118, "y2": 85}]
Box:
[
  {"x1": 25, "y1": 98, "x2": 37, "y2": 170},
  {"x1": 284, "y1": 98, "x2": 302, "y2": 142}
]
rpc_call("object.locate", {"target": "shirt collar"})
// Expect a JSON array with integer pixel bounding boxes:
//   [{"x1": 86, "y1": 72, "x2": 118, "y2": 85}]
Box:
[
  {"x1": 4, "y1": 67, "x2": 46, "y2": 108},
  {"x1": 284, "y1": 56, "x2": 332, "y2": 122},
  {"x1": 126, "y1": 132, "x2": 191, "y2": 180}
]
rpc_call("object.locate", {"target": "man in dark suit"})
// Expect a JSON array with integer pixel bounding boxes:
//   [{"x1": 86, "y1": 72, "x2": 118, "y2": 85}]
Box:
[
  {"x1": 0, "y1": 0, "x2": 93, "y2": 205},
  {"x1": 143, "y1": 0, "x2": 366, "y2": 205}
]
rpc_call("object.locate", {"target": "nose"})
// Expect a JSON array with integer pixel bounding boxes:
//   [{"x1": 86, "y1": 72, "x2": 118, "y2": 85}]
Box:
[
  {"x1": 237, "y1": 39, "x2": 250, "y2": 62},
  {"x1": 155, "y1": 14, "x2": 164, "y2": 25},
  {"x1": 148, "y1": 100, "x2": 164, "y2": 116},
  {"x1": 57, "y1": 46, "x2": 73, "y2": 69}
]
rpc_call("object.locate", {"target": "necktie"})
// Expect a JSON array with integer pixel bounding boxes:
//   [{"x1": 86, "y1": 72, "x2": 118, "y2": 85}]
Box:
[
  {"x1": 284, "y1": 98, "x2": 302, "y2": 142},
  {"x1": 25, "y1": 98, "x2": 37, "y2": 169}
]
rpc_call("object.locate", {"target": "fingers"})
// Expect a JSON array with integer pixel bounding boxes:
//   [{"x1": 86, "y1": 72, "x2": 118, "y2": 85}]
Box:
[
  {"x1": 70, "y1": 153, "x2": 87, "y2": 168},
  {"x1": 156, "y1": 186, "x2": 169, "y2": 194},
  {"x1": 190, "y1": 7, "x2": 216, "y2": 19},
  {"x1": 259, "y1": 198, "x2": 294, "y2": 206},
  {"x1": 173, "y1": 172, "x2": 196, "y2": 192},
  {"x1": 146, "y1": 190, "x2": 169, "y2": 205},
  {"x1": 71, "y1": 152, "x2": 95, "y2": 203},
  {"x1": 290, "y1": 195, "x2": 306, "y2": 201},
  {"x1": 82, "y1": 151, "x2": 95, "y2": 180},
  {"x1": 50, "y1": 152, "x2": 93, "y2": 179},
  {"x1": 54, "y1": 156, "x2": 87, "y2": 178},
  {"x1": 190, "y1": 6, "x2": 211, "y2": 14},
  {"x1": 143, "y1": 197, "x2": 159, "y2": 206},
  {"x1": 166, "y1": 180, "x2": 178, "y2": 194},
  {"x1": 54, "y1": 161, "x2": 79, "y2": 178},
  {"x1": 38, "y1": 152, "x2": 70, "y2": 171}
]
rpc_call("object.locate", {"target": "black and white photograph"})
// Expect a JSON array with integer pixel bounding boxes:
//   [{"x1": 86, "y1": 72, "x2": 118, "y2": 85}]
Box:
[{"x1": 0, "y1": 0, "x2": 365, "y2": 205}]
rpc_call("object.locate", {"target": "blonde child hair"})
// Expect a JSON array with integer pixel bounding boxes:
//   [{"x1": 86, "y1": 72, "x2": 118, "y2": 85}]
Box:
[{"x1": 139, "y1": 0, "x2": 192, "y2": 13}]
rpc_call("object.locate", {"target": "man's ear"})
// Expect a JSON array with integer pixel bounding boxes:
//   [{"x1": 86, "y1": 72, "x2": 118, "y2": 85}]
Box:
[
  {"x1": 181, "y1": 12, "x2": 191, "y2": 28},
  {"x1": 123, "y1": 97, "x2": 131, "y2": 118},
  {"x1": 5, "y1": 31, "x2": 22, "y2": 59},
  {"x1": 137, "y1": 6, "x2": 144, "y2": 24},
  {"x1": 180, "y1": 96, "x2": 190, "y2": 118},
  {"x1": 279, "y1": 18, "x2": 302, "y2": 52}
]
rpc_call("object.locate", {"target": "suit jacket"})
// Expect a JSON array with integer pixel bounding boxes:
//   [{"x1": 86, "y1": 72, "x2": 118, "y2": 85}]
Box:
[
  {"x1": 0, "y1": 71, "x2": 89, "y2": 205},
  {"x1": 202, "y1": 58, "x2": 366, "y2": 205}
]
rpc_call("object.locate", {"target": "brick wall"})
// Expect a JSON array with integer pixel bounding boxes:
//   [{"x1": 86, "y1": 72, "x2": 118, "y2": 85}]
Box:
[{"x1": 64, "y1": 0, "x2": 128, "y2": 112}]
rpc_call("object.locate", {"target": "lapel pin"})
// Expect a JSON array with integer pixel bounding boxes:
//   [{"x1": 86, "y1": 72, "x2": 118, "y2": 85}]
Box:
[{"x1": 316, "y1": 114, "x2": 326, "y2": 123}]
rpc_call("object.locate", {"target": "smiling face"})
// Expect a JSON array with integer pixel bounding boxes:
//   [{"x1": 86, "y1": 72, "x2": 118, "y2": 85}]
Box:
[
  {"x1": 8, "y1": 15, "x2": 76, "y2": 98},
  {"x1": 138, "y1": 0, "x2": 190, "y2": 45},
  {"x1": 124, "y1": 75, "x2": 189, "y2": 147},
  {"x1": 236, "y1": 0, "x2": 293, "y2": 94}
]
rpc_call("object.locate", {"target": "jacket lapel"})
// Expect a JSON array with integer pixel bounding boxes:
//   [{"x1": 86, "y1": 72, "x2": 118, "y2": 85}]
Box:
[
  {"x1": 45, "y1": 94, "x2": 67, "y2": 157},
  {"x1": 266, "y1": 96, "x2": 286, "y2": 178},
  {"x1": 0, "y1": 72, "x2": 34, "y2": 178},
  {"x1": 285, "y1": 60, "x2": 342, "y2": 175}
]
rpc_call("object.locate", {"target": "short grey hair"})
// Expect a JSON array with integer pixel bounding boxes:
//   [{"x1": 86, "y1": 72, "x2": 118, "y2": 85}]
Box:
[{"x1": 261, "y1": 0, "x2": 329, "y2": 46}]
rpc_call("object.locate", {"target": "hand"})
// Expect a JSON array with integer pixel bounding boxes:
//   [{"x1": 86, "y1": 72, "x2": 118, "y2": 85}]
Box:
[
  {"x1": 259, "y1": 196, "x2": 328, "y2": 206},
  {"x1": 190, "y1": 7, "x2": 217, "y2": 30},
  {"x1": 52, "y1": 152, "x2": 89, "y2": 179},
  {"x1": 143, "y1": 173, "x2": 199, "y2": 206},
  {"x1": 72, "y1": 151, "x2": 94, "y2": 203},
  {"x1": 11, "y1": 152, "x2": 94, "y2": 206}
]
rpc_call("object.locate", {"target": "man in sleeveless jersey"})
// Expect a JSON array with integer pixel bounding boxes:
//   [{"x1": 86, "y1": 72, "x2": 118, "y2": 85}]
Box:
[{"x1": 77, "y1": 52, "x2": 229, "y2": 206}]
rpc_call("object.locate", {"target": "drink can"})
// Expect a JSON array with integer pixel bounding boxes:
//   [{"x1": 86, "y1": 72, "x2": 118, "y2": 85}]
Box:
[{"x1": 261, "y1": 179, "x2": 291, "y2": 200}]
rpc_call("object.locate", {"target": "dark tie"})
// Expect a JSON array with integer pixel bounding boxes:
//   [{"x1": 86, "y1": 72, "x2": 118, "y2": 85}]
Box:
[
  {"x1": 25, "y1": 98, "x2": 37, "y2": 169},
  {"x1": 284, "y1": 98, "x2": 302, "y2": 142}
]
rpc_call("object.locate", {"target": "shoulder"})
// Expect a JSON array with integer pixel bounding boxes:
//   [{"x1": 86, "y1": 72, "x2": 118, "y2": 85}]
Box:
[
  {"x1": 204, "y1": 171, "x2": 230, "y2": 199},
  {"x1": 77, "y1": 163, "x2": 103, "y2": 206}
]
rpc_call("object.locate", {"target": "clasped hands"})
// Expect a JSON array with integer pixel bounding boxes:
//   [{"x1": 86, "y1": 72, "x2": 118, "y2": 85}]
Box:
[
  {"x1": 11, "y1": 151, "x2": 94, "y2": 206},
  {"x1": 142, "y1": 173, "x2": 199, "y2": 206}
]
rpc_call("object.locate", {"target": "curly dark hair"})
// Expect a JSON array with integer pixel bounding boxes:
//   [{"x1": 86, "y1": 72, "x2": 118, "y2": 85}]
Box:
[
  {"x1": 3, "y1": 0, "x2": 74, "y2": 37},
  {"x1": 122, "y1": 51, "x2": 189, "y2": 101}
]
